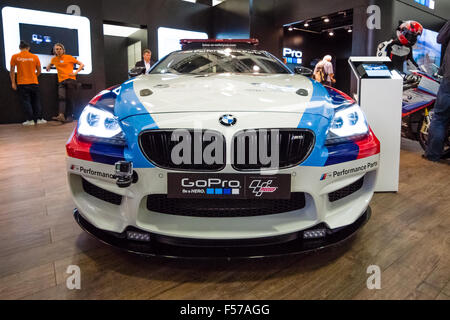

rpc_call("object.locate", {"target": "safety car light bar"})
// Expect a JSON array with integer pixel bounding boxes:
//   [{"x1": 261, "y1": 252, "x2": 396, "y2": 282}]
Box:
[{"x1": 180, "y1": 38, "x2": 259, "y2": 50}]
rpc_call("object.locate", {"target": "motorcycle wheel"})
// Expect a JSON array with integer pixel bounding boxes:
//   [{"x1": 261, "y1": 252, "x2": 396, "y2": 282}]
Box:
[
  {"x1": 418, "y1": 110, "x2": 450, "y2": 158},
  {"x1": 418, "y1": 112, "x2": 431, "y2": 152}
]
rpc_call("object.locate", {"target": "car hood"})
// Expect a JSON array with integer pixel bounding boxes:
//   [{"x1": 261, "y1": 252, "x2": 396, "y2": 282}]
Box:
[{"x1": 114, "y1": 73, "x2": 335, "y2": 120}]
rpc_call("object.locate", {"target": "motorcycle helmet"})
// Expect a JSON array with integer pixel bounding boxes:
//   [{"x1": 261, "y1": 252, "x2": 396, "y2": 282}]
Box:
[{"x1": 396, "y1": 20, "x2": 423, "y2": 46}]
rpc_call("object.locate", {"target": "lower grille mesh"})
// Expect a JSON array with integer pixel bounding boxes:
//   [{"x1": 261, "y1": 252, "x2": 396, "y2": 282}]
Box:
[
  {"x1": 82, "y1": 178, "x2": 122, "y2": 205},
  {"x1": 146, "y1": 193, "x2": 306, "y2": 217},
  {"x1": 328, "y1": 177, "x2": 364, "y2": 202}
]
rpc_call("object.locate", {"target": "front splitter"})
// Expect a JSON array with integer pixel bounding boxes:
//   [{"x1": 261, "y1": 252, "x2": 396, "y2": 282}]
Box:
[{"x1": 74, "y1": 207, "x2": 370, "y2": 260}]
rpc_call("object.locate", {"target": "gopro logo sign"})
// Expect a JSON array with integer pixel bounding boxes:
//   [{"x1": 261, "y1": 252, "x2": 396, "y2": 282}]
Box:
[
  {"x1": 283, "y1": 48, "x2": 302, "y2": 58},
  {"x1": 181, "y1": 178, "x2": 241, "y2": 189},
  {"x1": 283, "y1": 48, "x2": 302, "y2": 64}
]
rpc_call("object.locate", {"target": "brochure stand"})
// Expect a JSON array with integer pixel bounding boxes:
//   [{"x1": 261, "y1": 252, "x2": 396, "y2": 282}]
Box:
[{"x1": 349, "y1": 56, "x2": 403, "y2": 192}]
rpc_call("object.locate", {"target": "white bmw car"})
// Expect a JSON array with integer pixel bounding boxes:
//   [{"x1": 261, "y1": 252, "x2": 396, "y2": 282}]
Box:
[{"x1": 67, "y1": 39, "x2": 380, "y2": 258}]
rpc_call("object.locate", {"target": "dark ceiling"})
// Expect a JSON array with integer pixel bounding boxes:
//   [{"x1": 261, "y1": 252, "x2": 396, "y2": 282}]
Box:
[{"x1": 285, "y1": 9, "x2": 353, "y2": 34}]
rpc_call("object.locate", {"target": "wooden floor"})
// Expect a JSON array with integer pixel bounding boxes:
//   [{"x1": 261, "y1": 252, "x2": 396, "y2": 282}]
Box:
[{"x1": 0, "y1": 122, "x2": 449, "y2": 300}]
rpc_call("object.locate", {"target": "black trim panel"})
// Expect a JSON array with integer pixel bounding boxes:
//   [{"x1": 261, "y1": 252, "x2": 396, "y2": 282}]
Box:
[{"x1": 74, "y1": 207, "x2": 371, "y2": 259}]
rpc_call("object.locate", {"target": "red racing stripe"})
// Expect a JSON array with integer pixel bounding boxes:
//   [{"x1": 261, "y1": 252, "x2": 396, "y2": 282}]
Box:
[
  {"x1": 326, "y1": 86, "x2": 355, "y2": 103},
  {"x1": 354, "y1": 128, "x2": 380, "y2": 159},
  {"x1": 66, "y1": 128, "x2": 93, "y2": 161}
]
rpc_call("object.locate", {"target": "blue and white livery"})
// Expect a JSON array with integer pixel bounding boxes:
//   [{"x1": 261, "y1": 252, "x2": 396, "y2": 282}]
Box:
[{"x1": 67, "y1": 40, "x2": 380, "y2": 258}]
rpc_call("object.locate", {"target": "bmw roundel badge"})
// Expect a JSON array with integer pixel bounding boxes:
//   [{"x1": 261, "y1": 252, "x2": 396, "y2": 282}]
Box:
[{"x1": 219, "y1": 114, "x2": 237, "y2": 127}]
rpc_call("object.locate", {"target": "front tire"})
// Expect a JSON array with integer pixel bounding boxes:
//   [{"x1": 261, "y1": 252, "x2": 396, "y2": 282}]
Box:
[
  {"x1": 418, "y1": 111, "x2": 431, "y2": 152},
  {"x1": 418, "y1": 109, "x2": 450, "y2": 158}
]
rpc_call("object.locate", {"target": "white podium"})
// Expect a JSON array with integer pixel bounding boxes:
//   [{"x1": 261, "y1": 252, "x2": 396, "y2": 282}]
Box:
[{"x1": 349, "y1": 57, "x2": 403, "y2": 192}]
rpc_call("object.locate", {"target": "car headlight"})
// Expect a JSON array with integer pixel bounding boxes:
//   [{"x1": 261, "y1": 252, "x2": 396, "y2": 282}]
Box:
[
  {"x1": 77, "y1": 105, "x2": 126, "y2": 145},
  {"x1": 325, "y1": 104, "x2": 369, "y2": 145}
]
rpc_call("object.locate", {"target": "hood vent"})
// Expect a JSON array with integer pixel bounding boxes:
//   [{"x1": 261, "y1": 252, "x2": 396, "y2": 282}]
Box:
[
  {"x1": 140, "y1": 89, "x2": 153, "y2": 96},
  {"x1": 296, "y1": 89, "x2": 308, "y2": 96}
]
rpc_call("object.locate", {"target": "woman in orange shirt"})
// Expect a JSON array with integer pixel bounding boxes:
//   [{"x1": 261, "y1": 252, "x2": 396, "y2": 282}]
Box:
[{"x1": 46, "y1": 43, "x2": 84, "y2": 123}]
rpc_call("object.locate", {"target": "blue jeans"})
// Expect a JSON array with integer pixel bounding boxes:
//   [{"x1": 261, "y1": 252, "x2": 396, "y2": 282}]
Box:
[
  {"x1": 17, "y1": 84, "x2": 42, "y2": 122},
  {"x1": 425, "y1": 77, "x2": 450, "y2": 161}
]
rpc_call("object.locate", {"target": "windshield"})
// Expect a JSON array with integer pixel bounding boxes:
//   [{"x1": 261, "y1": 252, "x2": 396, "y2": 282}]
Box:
[{"x1": 150, "y1": 49, "x2": 292, "y2": 75}]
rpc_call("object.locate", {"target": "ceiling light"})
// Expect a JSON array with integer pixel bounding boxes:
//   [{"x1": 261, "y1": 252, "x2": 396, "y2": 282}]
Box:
[
  {"x1": 288, "y1": 26, "x2": 293, "y2": 31},
  {"x1": 304, "y1": 22, "x2": 309, "y2": 27},
  {"x1": 328, "y1": 31, "x2": 334, "y2": 36},
  {"x1": 324, "y1": 17, "x2": 330, "y2": 23},
  {"x1": 348, "y1": 28, "x2": 352, "y2": 33}
]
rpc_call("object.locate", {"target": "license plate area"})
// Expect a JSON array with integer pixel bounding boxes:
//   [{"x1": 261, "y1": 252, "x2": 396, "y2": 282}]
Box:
[{"x1": 167, "y1": 173, "x2": 291, "y2": 199}]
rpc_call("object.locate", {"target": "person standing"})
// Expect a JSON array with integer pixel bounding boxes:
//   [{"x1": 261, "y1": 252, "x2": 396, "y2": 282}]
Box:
[
  {"x1": 10, "y1": 41, "x2": 46, "y2": 126},
  {"x1": 313, "y1": 55, "x2": 336, "y2": 86},
  {"x1": 46, "y1": 43, "x2": 85, "y2": 123},
  {"x1": 424, "y1": 20, "x2": 450, "y2": 162},
  {"x1": 135, "y1": 49, "x2": 152, "y2": 74}
]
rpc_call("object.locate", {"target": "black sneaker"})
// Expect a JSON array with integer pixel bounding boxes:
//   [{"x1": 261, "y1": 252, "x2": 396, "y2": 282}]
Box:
[
  {"x1": 64, "y1": 116, "x2": 73, "y2": 123},
  {"x1": 422, "y1": 154, "x2": 439, "y2": 162},
  {"x1": 52, "y1": 114, "x2": 65, "y2": 123}
]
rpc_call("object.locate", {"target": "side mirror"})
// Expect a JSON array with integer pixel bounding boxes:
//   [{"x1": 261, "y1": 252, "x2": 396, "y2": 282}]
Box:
[
  {"x1": 294, "y1": 66, "x2": 313, "y2": 77},
  {"x1": 128, "y1": 67, "x2": 145, "y2": 78}
]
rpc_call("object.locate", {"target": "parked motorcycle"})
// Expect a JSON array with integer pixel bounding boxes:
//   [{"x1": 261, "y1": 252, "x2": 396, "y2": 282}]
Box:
[{"x1": 401, "y1": 67, "x2": 450, "y2": 157}]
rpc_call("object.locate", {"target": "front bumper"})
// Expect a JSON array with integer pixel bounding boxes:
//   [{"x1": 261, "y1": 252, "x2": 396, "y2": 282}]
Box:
[
  {"x1": 74, "y1": 206, "x2": 370, "y2": 259},
  {"x1": 67, "y1": 154, "x2": 379, "y2": 238}
]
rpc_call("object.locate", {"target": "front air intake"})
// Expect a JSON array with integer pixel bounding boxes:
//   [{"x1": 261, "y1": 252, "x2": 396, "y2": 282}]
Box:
[
  {"x1": 146, "y1": 193, "x2": 306, "y2": 217},
  {"x1": 328, "y1": 177, "x2": 364, "y2": 202},
  {"x1": 139, "y1": 129, "x2": 226, "y2": 171},
  {"x1": 82, "y1": 178, "x2": 122, "y2": 205},
  {"x1": 232, "y1": 129, "x2": 315, "y2": 170}
]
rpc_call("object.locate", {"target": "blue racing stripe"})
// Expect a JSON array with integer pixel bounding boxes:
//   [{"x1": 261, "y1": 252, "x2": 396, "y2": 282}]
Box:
[
  {"x1": 324, "y1": 86, "x2": 353, "y2": 106},
  {"x1": 121, "y1": 114, "x2": 158, "y2": 168},
  {"x1": 324, "y1": 142, "x2": 359, "y2": 166},
  {"x1": 114, "y1": 79, "x2": 159, "y2": 168},
  {"x1": 298, "y1": 114, "x2": 330, "y2": 167},
  {"x1": 115, "y1": 79, "x2": 150, "y2": 120},
  {"x1": 298, "y1": 80, "x2": 333, "y2": 167},
  {"x1": 89, "y1": 143, "x2": 125, "y2": 165},
  {"x1": 310, "y1": 79, "x2": 332, "y2": 103}
]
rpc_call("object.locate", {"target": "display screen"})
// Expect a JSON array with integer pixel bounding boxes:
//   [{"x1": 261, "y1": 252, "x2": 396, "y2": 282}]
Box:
[
  {"x1": 2, "y1": 6, "x2": 92, "y2": 74},
  {"x1": 413, "y1": 28, "x2": 441, "y2": 69},
  {"x1": 362, "y1": 64, "x2": 391, "y2": 77},
  {"x1": 19, "y1": 23, "x2": 79, "y2": 56},
  {"x1": 414, "y1": 0, "x2": 435, "y2": 10}
]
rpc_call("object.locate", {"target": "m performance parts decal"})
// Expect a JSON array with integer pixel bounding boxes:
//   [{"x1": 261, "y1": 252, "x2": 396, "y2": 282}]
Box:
[
  {"x1": 320, "y1": 172, "x2": 333, "y2": 181},
  {"x1": 168, "y1": 173, "x2": 291, "y2": 199},
  {"x1": 321, "y1": 161, "x2": 378, "y2": 180},
  {"x1": 70, "y1": 165, "x2": 116, "y2": 180}
]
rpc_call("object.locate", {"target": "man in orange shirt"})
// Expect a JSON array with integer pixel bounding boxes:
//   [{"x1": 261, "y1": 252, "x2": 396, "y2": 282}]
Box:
[
  {"x1": 10, "y1": 41, "x2": 46, "y2": 126},
  {"x1": 46, "y1": 43, "x2": 85, "y2": 123}
]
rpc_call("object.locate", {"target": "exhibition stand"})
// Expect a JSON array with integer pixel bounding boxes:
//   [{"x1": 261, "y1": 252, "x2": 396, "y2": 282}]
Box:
[{"x1": 349, "y1": 56, "x2": 403, "y2": 192}]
